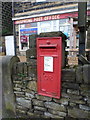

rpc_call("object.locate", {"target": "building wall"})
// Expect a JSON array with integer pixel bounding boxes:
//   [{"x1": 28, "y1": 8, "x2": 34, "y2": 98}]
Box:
[
  {"x1": 2, "y1": 2, "x2": 13, "y2": 36},
  {"x1": 13, "y1": 2, "x2": 77, "y2": 16},
  {"x1": 13, "y1": 2, "x2": 90, "y2": 60}
]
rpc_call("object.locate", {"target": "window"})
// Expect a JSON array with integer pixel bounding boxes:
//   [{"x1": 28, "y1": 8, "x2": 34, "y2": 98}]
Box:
[
  {"x1": 38, "y1": 21, "x2": 52, "y2": 34},
  {"x1": 59, "y1": 19, "x2": 71, "y2": 47},
  {"x1": 19, "y1": 23, "x2": 37, "y2": 51},
  {"x1": 59, "y1": 19, "x2": 70, "y2": 37},
  {"x1": 38, "y1": 20, "x2": 59, "y2": 34},
  {"x1": 52, "y1": 20, "x2": 59, "y2": 32}
]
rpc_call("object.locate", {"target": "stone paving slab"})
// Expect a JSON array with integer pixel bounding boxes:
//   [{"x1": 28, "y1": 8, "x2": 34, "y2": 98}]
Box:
[{"x1": 0, "y1": 57, "x2": 2, "y2": 119}]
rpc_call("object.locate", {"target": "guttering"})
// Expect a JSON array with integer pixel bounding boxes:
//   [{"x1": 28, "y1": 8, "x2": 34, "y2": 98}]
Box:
[{"x1": 12, "y1": 8, "x2": 78, "y2": 21}]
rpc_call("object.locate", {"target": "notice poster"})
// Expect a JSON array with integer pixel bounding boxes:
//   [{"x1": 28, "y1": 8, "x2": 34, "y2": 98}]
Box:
[
  {"x1": 44, "y1": 56, "x2": 53, "y2": 72},
  {"x1": 20, "y1": 35, "x2": 28, "y2": 43}
]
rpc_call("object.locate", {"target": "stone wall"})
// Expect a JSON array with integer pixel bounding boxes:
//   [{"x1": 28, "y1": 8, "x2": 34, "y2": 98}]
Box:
[{"x1": 12, "y1": 59, "x2": 90, "y2": 119}]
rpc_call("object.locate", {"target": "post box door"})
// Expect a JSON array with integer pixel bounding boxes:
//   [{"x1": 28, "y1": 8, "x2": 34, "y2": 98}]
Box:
[{"x1": 37, "y1": 37, "x2": 62, "y2": 99}]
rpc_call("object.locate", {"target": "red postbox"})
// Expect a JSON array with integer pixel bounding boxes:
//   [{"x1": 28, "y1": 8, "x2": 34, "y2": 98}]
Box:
[{"x1": 37, "y1": 37, "x2": 62, "y2": 99}]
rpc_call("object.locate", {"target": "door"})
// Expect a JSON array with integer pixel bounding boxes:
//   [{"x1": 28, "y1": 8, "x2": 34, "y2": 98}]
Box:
[{"x1": 5, "y1": 36, "x2": 15, "y2": 56}]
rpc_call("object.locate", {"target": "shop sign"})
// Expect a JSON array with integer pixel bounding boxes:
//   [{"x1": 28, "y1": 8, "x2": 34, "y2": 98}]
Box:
[
  {"x1": 14, "y1": 12, "x2": 78, "y2": 24},
  {"x1": 20, "y1": 28, "x2": 37, "y2": 35}
]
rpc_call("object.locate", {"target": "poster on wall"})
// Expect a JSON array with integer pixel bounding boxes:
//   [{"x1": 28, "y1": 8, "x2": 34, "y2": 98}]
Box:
[{"x1": 44, "y1": 56, "x2": 53, "y2": 72}]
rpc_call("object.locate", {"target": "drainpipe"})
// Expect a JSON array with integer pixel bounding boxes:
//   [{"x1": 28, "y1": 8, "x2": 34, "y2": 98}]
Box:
[
  {"x1": 78, "y1": 2, "x2": 87, "y2": 64},
  {"x1": 12, "y1": 1, "x2": 16, "y2": 56}
]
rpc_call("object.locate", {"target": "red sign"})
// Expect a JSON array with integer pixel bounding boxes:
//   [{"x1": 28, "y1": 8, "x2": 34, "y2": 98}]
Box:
[
  {"x1": 15, "y1": 14, "x2": 61, "y2": 24},
  {"x1": 37, "y1": 37, "x2": 62, "y2": 99},
  {"x1": 20, "y1": 36, "x2": 27, "y2": 43},
  {"x1": 14, "y1": 11, "x2": 90, "y2": 25}
]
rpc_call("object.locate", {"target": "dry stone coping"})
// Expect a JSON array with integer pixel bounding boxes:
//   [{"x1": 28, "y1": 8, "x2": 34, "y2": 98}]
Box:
[{"x1": 1, "y1": 56, "x2": 20, "y2": 118}]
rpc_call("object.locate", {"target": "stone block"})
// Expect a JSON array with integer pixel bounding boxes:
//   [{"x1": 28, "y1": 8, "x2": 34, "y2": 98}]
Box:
[
  {"x1": 14, "y1": 91, "x2": 25, "y2": 96},
  {"x1": 17, "y1": 62, "x2": 24, "y2": 74},
  {"x1": 16, "y1": 98, "x2": 32, "y2": 109},
  {"x1": 23, "y1": 77, "x2": 31, "y2": 81},
  {"x1": 16, "y1": 109, "x2": 26, "y2": 115},
  {"x1": 25, "y1": 92, "x2": 35, "y2": 99},
  {"x1": 25, "y1": 97, "x2": 32, "y2": 100},
  {"x1": 27, "y1": 81, "x2": 37, "y2": 91},
  {"x1": 24, "y1": 76, "x2": 32, "y2": 81},
  {"x1": 27, "y1": 112, "x2": 35, "y2": 117},
  {"x1": 26, "y1": 48, "x2": 37, "y2": 59},
  {"x1": 68, "y1": 108, "x2": 90, "y2": 119},
  {"x1": 15, "y1": 84, "x2": 22, "y2": 88},
  {"x1": 61, "y1": 92, "x2": 82, "y2": 100},
  {"x1": 44, "y1": 102, "x2": 66, "y2": 112},
  {"x1": 13, "y1": 87, "x2": 21, "y2": 91},
  {"x1": 27, "y1": 111, "x2": 40, "y2": 118},
  {"x1": 32, "y1": 99, "x2": 44, "y2": 107},
  {"x1": 26, "y1": 89, "x2": 35, "y2": 95},
  {"x1": 80, "y1": 84, "x2": 90, "y2": 91},
  {"x1": 64, "y1": 117, "x2": 77, "y2": 120},
  {"x1": 15, "y1": 94, "x2": 25, "y2": 97},
  {"x1": 83, "y1": 65, "x2": 90, "y2": 84},
  {"x1": 44, "y1": 112, "x2": 64, "y2": 118},
  {"x1": 62, "y1": 69, "x2": 75, "y2": 82},
  {"x1": 70, "y1": 99, "x2": 85, "y2": 104},
  {"x1": 22, "y1": 88, "x2": 26, "y2": 92},
  {"x1": 34, "y1": 106, "x2": 47, "y2": 112},
  {"x1": 23, "y1": 62, "x2": 28, "y2": 75},
  {"x1": 62, "y1": 82, "x2": 79, "y2": 90},
  {"x1": 26, "y1": 58, "x2": 30, "y2": 62},
  {"x1": 79, "y1": 104, "x2": 90, "y2": 111},
  {"x1": 16, "y1": 105, "x2": 28, "y2": 111},
  {"x1": 28, "y1": 65, "x2": 37, "y2": 78},
  {"x1": 61, "y1": 88, "x2": 67, "y2": 93},
  {"x1": 53, "y1": 98, "x2": 69, "y2": 105},
  {"x1": 13, "y1": 81, "x2": 22, "y2": 84},
  {"x1": 34, "y1": 110, "x2": 44, "y2": 115},
  {"x1": 67, "y1": 89, "x2": 79, "y2": 95},
  {"x1": 12, "y1": 63, "x2": 18, "y2": 75},
  {"x1": 36, "y1": 94, "x2": 52, "y2": 101},
  {"x1": 48, "y1": 109, "x2": 67, "y2": 117},
  {"x1": 69, "y1": 102, "x2": 76, "y2": 107},
  {"x1": 81, "y1": 91, "x2": 90, "y2": 97},
  {"x1": 87, "y1": 97, "x2": 90, "y2": 104},
  {"x1": 18, "y1": 77, "x2": 23, "y2": 81},
  {"x1": 27, "y1": 59, "x2": 37, "y2": 66},
  {"x1": 80, "y1": 84, "x2": 90, "y2": 97},
  {"x1": 40, "y1": 115, "x2": 50, "y2": 118},
  {"x1": 76, "y1": 66, "x2": 83, "y2": 83}
]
